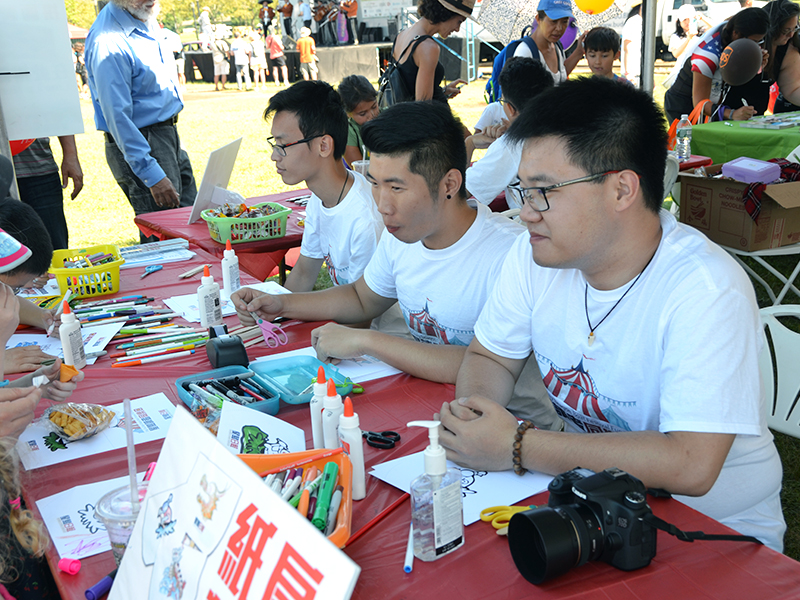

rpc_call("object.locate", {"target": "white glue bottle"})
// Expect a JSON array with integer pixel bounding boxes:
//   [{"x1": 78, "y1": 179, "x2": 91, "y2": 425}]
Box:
[
  {"x1": 197, "y1": 265, "x2": 223, "y2": 327},
  {"x1": 59, "y1": 301, "x2": 86, "y2": 369},
  {"x1": 310, "y1": 365, "x2": 327, "y2": 450},
  {"x1": 221, "y1": 239, "x2": 241, "y2": 297},
  {"x1": 321, "y1": 379, "x2": 343, "y2": 449},
  {"x1": 339, "y1": 396, "x2": 366, "y2": 501},
  {"x1": 407, "y1": 420, "x2": 464, "y2": 561}
]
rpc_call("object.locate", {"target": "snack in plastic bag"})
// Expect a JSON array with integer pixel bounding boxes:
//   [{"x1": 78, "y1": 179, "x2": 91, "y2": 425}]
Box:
[{"x1": 44, "y1": 403, "x2": 115, "y2": 442}]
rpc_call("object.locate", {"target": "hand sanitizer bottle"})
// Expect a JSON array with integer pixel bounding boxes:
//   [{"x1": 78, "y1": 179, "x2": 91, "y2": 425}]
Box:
[
  {"x1": 407, "y1": 420, "x2": 464, "y2": 561},
  {"x1": 221, "y1": 238, "x2": 241, "y2": 297},
  {"x1": 197, "y1": 265, "x2": 223, "y2": 327},
  {"x1": 339, "y1": 396, "x2": 366, "y2": 500},
  {"x1": 321, "y1": 379, "x2": 343, "y2": 449},
  {"x1": 310, "y1": 365, "x2": 327, "y2": 450},
  {"x1": 59, "y1": 302, "x2": 86, "y2": 369}
]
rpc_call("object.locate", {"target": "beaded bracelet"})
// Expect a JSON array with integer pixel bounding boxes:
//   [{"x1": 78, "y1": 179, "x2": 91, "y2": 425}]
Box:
[{"x1": 513, "y1": 420, "x2": 534, "y2": 475}]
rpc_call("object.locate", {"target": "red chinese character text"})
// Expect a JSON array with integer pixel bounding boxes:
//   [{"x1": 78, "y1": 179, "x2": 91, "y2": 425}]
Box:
[
  {"x1": 218, "y1": 503, "x2": 277, "y2": 599},
  {"x1": 262, "y1": 543, "x2": 324, "y2": 600}
]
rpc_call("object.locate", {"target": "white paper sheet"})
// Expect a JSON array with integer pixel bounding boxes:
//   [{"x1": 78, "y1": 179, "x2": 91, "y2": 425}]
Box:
[
  {"x1": 6, "y1": 321, "x2": 124, "y2": 365},
  {"x1": 166, "y1": 281, "x2": 290, "y2": 322},
  {"x1": 252, "y1": 346, "x2": 402, "y2": 383},
  {"x1": 216, "y1": 402, "x2": 306, "y2": 455},
  {"x1": 17, "y1": 278, "x2": 61, "y2": 298},
  {"x1": 369, "y1": 451, "x2": 553, "y2": 526},
  {"x1": 16, "y1": 393, "x2": 175, "y2": 470},
  {"x1": 36, "y1": 472, "x2": 146, "y2": 561}
]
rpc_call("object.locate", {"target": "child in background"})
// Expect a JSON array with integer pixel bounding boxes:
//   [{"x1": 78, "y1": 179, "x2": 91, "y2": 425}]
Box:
[
  {"x1": 337, "y1": 75, "x2": 379, "y2": 165},
  {"x1": 583, "y1": 27, "x2": 633, "y2": 86}
]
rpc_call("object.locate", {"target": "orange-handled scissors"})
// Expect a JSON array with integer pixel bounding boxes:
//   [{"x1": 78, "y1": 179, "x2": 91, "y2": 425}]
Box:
[{"x1": 480, "y1": 505, "x2": 537, "y2": 536}]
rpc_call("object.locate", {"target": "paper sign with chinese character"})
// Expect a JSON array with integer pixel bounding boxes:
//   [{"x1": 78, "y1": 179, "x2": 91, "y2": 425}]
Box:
[{"x1": 110, "y1": 406, "x2": 360, "y2": 600}]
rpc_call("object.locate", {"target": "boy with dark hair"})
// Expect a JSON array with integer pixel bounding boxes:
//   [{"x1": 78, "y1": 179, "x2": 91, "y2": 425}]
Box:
[
  {"x1": 263, "y1": 80, "x2": 382, "y2": 292},
  {"x1": 231, "y1": 101, "x2": 550, "y2": 421},
  {"x1": 439, "y1": 77, "x2": 785, "y2": 552},
  {"x1": 583, "y1": 26, "x2": 632, "y2": 85},
  {"x1": 465, "y1": 58, "x2": 554, "y2": 208}
]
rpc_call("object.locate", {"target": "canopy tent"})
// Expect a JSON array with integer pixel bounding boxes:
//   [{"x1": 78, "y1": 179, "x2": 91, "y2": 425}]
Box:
[{"x1": 68, "y1": 23, "x2": 90, "y2": 40}]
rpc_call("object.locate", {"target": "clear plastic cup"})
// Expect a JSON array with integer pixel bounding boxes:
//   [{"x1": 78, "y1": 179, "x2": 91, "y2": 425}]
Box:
[
  {"x1": 95, "y1": 481, "x2": 148, "y2": 566},
  {"x1": 351, "y1": 160, "x2": 369, "y2": 176}
]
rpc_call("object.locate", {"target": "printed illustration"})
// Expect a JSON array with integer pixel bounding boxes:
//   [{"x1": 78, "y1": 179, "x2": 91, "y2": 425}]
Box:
[
  {"x1": 197, "y1": 474, "x2": 227, "y2": 521},
  {"x1": 403, "y1": 300, "x2": 473, "y2": 346},
  {"x1": 78, "y1": 503, "x2": 105, "y2": 534},
  {"x1": 156, "y1": 494, "x2": 176, "y2": 538},
  {"x1": 159, "y1": 546, "x2": 186, "y2": 599},
  {"x1": 240, "y1": 425, "x2": 289, "y2": 455},
  {"x1": 459, "y1": 468, "x2": 487, "y2": 497},
  {"x1": 43, "y1": 431, "x2": 68, "y2": 452}
]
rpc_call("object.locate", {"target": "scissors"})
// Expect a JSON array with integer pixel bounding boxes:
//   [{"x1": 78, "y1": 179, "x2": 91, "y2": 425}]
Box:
[
  {"x1": 362, "y1": 430, "x2": 401, "y2": 449},
  {"x1": 257, "y1": 319, "x2": 288, "y2": 348},
  {"x1": 480, "y1": 505, "x2": 537, "y2": 536},
  {"x1": 140, "y1": 265, "x2": 163, "y2": 279}
]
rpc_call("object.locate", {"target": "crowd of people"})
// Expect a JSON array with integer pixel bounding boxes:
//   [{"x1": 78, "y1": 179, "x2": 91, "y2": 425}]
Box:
[{"x1": 3, "y1": 0, "x2": 800, "y2": 593}]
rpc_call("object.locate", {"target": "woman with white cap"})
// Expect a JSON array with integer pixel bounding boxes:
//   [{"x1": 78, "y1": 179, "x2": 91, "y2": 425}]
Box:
[
  {"x1": 669, "y1": 3, "x2": 712, "y2": 59},
  {"x1": 392, "y1": 0, "x2": 473, "y2": 103}
]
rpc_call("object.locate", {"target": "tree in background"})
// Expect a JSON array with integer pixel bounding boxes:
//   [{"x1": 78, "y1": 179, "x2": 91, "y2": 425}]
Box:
[{"x1": 64, "y1": 0, "x2": 96, "y2": 28}]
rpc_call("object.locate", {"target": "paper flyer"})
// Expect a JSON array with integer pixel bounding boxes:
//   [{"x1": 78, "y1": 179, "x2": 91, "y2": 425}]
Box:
[
  {"x1": 165, "y1": 281, "x2": 290, "y2": 323},
  {"x1": 370, "y1": 451, "x2": 553, "y2": 526},
  {"x1": 111, "y1": 407, "x2": 360, "y2": 600},
  {"x1": 6, "y1": 321, "x2": 124, "y2": 365},
  {"x1": 16, "y1": 393, "x2": 175, "y2": 470},
  {"x1": 36, "y1": 472, "x2": 145, "y2": 561},
  {"x1": 216, "y1": 402, "x2": 306, "y2": 455}
]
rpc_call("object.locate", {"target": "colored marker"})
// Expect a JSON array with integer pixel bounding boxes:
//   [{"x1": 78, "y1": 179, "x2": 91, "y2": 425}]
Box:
[
  {"x1": 311, "y1": 462, "x2": 339, "y2": 531},
  {"x1": 324, "y1": 486, "x2": 344, "y2": 535},
  {"x1": 297, "y1": 489, "x2": 310, "y2": 517},
  {"x1": 403, "y1": 524, "x2": 414, "y2": 573},
  {"x1": 111, "y1": 350, "x2": 195, "y2": 367},
  {"x1": 85, "y1": 568, "x2": 118, "y2": 600}
]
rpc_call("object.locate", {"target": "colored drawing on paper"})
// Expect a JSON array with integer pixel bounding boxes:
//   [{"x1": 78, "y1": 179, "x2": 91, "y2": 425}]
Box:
[
  {"x1": 77, "y1": 504, "x2": 105, "y2": 534},
  {"x1": 43, "y1": 431, "x2": 68, "y2": 451},
  {"x1": 240, "y1": 425, "x2": 289, "y2": 455},
  {"x1": 197, "y1": 474, "x2": 227, "y2": 521},
  {"x1": 156, "y1": 494, "x2": 176, "y2": 538},
  {"x1": 159, "y1": 546, "x2": 187, "y2": 599}
]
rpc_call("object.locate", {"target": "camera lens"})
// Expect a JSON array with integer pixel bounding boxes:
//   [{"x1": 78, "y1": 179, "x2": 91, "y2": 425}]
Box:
[{"x1": 508, "y1": 504, "x2": 604, "y2": 584}]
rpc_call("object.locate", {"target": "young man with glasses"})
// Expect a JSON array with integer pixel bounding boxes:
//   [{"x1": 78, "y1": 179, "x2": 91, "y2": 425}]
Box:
[
  {"x1": 465, "y1": 58, "x2": 553, "y2": 209},
  {"x1": 232, "y1": 102, "x2": 560, "y2": 429},
  {"x1": 263, "y1": 80, "x2": 382, "y2": 294},
  {"x1": 439, "y1": 77, "x2": 785, "y2": 552}
]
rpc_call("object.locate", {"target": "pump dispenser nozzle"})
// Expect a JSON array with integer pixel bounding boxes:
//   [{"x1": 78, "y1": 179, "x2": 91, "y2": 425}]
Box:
[{"x1": 407, "y1": 420, "x2": 446, "y2": 477}]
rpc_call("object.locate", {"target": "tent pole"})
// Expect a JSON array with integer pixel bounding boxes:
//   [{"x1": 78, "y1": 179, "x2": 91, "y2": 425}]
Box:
[{"x1": 641, "y1": 0, "x2": 657, "y2": 95}]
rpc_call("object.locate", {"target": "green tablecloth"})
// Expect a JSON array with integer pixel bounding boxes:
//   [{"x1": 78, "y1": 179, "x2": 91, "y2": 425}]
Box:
[{"x1": 690, "y1": 121, "x2": 800, "y2": 164}]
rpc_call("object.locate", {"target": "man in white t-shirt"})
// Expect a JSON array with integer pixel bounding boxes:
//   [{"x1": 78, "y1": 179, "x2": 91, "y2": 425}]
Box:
[
  {"x1": 231, "y1": 102, "x2": 559, "y2": 424},
  {"x1": 465, "y1": 58, "x2": 553, "y2": 209},
  {"x1": 439, "y1": 77, "x2": 786, "y2": 551},
  {"x1": 229, "y1": 31, "x2": 252, "y2": 91},
  {"x1": 261, "y1": 80, "x2": 382, "y2": 294}
]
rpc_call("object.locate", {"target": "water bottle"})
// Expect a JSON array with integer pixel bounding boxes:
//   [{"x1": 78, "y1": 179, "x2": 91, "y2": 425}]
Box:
[{"x1": 676, "y1": 114, "x2": 692, "y2": 161}]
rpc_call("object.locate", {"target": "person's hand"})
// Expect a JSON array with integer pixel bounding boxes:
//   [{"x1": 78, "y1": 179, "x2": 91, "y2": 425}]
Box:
[
  {"x1": 36, "y1": 359, "x2": 84, "y2": 402},
  {"x1": 310, "y1": 322, "x2": 369, "y2": 363},
  {"x1": 732, "y1": 105, "x2": 757, "y2": 120},
  {"x1": 468, "y1": 131, "x2": 497, "y2": 151},
  {"x1": 761, "y1": 48, "x2": 769, "y2": 71},
  {"x1": 445, "y1": 79, "x2": 467, "y2": 99},
  {"x1": 483, "y1": 119, "x2": 509, "y2": 140},
  {"x1": 149, "y1": 177, "x2": 180, "y2": 208},
  {"x1": 0, "y1": 284, "x2": 20, "y2": 345},
  {"x1": 30, "y1": 275, "x2": 50, "y2": 289},
  {"x1": 0, "y1": 386, "x2": 43, "y2": 440},
  {"x1": 438, "y1": 395, "x2": 519, "y2": 471},
  {"x1": 230, "y1": 287, "x2": 282, "y2": 325},
  {"x1": 61, "y1": 152, "x2": 84, "y2": 200},
  {"x1": 4, "y1": 346, "x2": 56, "y2": 374}
]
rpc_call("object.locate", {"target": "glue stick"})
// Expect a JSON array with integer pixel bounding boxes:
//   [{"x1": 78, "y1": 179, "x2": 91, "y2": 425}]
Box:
[{"x1": 59, "y1": 302, "x2": 86, "y2": 369}]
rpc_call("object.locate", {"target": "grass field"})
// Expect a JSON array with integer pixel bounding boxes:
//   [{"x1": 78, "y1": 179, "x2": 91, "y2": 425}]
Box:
[{"x1": 52, "y1": 71, "x2": 800, "y2": 561}]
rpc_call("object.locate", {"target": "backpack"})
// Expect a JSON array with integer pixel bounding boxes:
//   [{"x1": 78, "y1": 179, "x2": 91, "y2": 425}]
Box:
[
  {"x1": 377, "y1": 35, "x2": 432, "y2": 109},
  {"x1": 484, "y1": 32, "x2": 562, "y2": 103}
]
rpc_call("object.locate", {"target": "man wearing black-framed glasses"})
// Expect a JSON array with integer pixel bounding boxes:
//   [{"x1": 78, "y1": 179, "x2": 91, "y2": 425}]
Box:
[{"x1": 440, "y1": 77, "x2": 786, "y2": 552}]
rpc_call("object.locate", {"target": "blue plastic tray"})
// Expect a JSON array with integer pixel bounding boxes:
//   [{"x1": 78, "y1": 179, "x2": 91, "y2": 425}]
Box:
[
  {"x1": 175, "y1": 365, "x2": 281, "y2": 415},
  {"x1": 249, "y1": 355, "x2": 353, "y2": 405}
]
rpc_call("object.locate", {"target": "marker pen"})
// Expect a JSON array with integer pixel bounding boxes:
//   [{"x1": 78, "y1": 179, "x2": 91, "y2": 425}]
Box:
[
  {"x1": 311, "y1": 462, "x2": 339, "y2": 531},
  {"x1": 324, "y1": 486, "x2": 344, "y2": 535},
  {"x1": 85, "y1": 568, "x2": 118, "y2": 600}
]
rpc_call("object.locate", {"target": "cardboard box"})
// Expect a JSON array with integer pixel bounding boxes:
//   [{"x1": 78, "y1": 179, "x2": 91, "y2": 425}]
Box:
[{"x1": 678, "y1": 165, "x2": 800, "y2": 251}]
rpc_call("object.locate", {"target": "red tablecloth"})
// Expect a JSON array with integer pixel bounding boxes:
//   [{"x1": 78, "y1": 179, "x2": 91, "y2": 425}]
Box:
[
  {"x1": 19, "y1": 249, "x2": 800, "y2": 600},
  {"x1": 133, "y1": 190, "x2": 308, "y2": 280}
]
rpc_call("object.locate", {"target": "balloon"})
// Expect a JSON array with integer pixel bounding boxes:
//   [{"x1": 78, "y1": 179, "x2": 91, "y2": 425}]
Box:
[
  {"x1": 575, "y1": 0, "x2": 614, "y2": 15},
  {"x1": 719, "y1": 39, "x2": 763, "y2": 86},
  {"x1": 8, "y1": 139, "x2": 34, "y2": 156}
]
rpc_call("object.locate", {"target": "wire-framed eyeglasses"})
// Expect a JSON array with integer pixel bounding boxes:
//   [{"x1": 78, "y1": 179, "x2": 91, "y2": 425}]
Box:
[
  {"x1": 507, "y1": 170, "x2": 621, "y2": 212},
  {"x1": 267, "y1": 134, "x2": 322, "y2": 157}
]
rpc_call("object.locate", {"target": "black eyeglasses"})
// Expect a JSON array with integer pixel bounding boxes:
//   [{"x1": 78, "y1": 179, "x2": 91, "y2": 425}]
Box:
[
  {"x1": 267, "y1": 134, "x2": 322, "y2": 157},
  {"x1": 507, "y1": 170, "x2": 620, "y2": 212}
]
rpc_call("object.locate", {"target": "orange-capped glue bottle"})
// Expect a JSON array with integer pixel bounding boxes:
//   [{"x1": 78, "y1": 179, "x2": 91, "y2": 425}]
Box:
[
  {"x1": 339, "y1": 397, "x2": 366, "y2": 500},
  {"x1": 59, "y1": 302, "x2": 86, "y2": 369},
  {"x1": 310, "y1": 365, "x2": 327, "y2": 449},
  {"x1": 321, "y1": 379, "x2": 343, "y2": 449},
  {"x1": 221, "y1": 239, "x2": 241, "y2": 297},
  {"x1": 197, "y1": 265, "x2": 222, "y2": 327}
]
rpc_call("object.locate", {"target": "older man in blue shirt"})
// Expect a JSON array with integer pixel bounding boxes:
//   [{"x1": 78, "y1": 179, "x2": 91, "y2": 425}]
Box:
[{"x1": 85, "y1": 0, "x2": 196, "y2": 238}]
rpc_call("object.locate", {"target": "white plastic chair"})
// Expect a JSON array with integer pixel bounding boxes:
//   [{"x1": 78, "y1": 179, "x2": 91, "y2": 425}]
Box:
[
  {"x1": 501, "y1": 207, "x2": 521, "y2": 223},
  {"x1": 759, "y1": 306, "x2": 800, "y2": 438}
]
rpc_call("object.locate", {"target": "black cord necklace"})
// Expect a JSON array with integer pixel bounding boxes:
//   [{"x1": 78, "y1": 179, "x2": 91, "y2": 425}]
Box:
[
  {"x1": 584, "y1": 248, "x2": 657, "y2": 347},
  {"x1": 335, "y1": 171, "x2": 350, "y2": 206}
]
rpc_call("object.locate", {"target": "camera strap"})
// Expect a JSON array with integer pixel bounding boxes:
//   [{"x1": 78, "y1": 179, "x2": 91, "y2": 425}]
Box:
[{"x1": 642, "y1": 513, "x2": 763, "y2": 545}]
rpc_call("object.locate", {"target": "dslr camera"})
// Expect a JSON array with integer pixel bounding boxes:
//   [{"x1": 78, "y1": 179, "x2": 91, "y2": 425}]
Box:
[{"x1": 508, "y1": 467, "x2": 657, "y2": 584}]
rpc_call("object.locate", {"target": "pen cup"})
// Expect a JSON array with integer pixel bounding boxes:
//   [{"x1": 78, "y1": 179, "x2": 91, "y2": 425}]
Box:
[
  {"x1": 95, "y1": 481, "x2": 148, "y2": 566},
  {"x1": 351, "y1": 160, "x2": 369, "y2": 177}
]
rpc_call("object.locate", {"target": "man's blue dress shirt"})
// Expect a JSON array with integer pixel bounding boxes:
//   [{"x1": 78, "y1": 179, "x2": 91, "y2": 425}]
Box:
[{"x1": 85, "y1": 3, "x2": 183, "y2": 187}]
